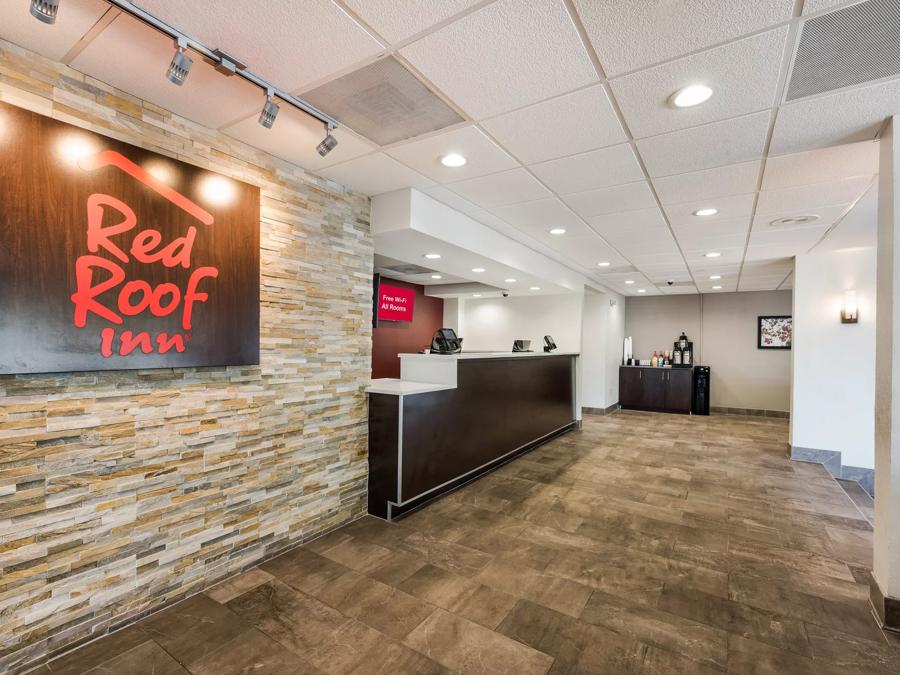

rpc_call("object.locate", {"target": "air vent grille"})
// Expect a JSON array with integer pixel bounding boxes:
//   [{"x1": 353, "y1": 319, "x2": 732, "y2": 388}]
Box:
[
  {"x1": 786, "y1": 0, "x2": 900, "y2": 101},
  {"x1": 382, "y1": 263, "x2": 435, "y2": 276},
  {"x1": 302, "y1": 57, "x2": 464, "y2": 146}
]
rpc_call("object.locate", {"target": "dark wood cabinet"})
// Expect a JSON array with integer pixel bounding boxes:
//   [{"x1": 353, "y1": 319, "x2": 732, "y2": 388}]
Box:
[{"x1": 619, "y1": 367, "x2": 692, "y2": 414}]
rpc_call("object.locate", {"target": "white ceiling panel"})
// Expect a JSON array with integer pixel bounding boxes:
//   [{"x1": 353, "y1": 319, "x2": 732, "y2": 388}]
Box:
[
  {"x1": 677, "y1": 234, "x2": 748, "y2": 252},
  {"x1": 400, "y1": 0, "x2": 597, "y2": 119},
  {"x1": 671, "y1": 218, "x2": 751, "y2": 240},
  {"x1": 448, "y1": 168, "x2": 551, "y2": 208},
  {"x1": 770, "y1": 77, "x2": 900, "y2": 155},
  {"x1": 756, "y1": 175, "x2": 872, "y2": 215},
  {"x1": 491, "y1": 197, "x2": 585, "y2": 231},
  {"x1": 610, "y1": 27, "x2": 788, "y2": 139},
  {"x1": 637, "y1": 111, "x2": 771, "y2": 178},
  {"x1": 802, "y1": 0, "x2": 862, "y2": 15},
  {"x1": 762, "y1": 141, "x2": 879, "y2": 189},
  {"x1": 529, "y1": 143, "x2": 644, "y2": 195},
  {"x1": 223, "y1": 106, "x2": 375, "y2": 172},
  {"x1": 70, "y1": 14, "x2": 264, "y2": 129},
  {"x1": 0, "y1": 0, "x2": 109, "y2": 61},
  {"x1": 747, "y1": 225, "x2": 830, "y2": 254},
  {"x1": 480, "y1": 84, "x2": 627, "y2": 165},
  {"x1": 342, "y1": 0, "x2": 482, "y2": 44},
  {"x1": 135, "y1": 0, "x2": 383, "y2": 92},
  {"x1": 683, "y1": 247, "x2": 745, "y2": 265},
  {"x1": 571, "y1": 0, "x2": 795, "y2": 77},
  {"x1": 386, "y1": 126, "x2": 517, "y2": 182},
  {"x1": 563, "y1": 181, "x2": 657, "y2": 218},
  {"x1": 543, "y1": 234, "x2": 628, "y2": 268},
  {"x1": 587, "y1": 207, "x2": 667, "y2": 236},
  {"x1": 318, "y1": 153, "x2": 435, "y2": 195},
  {"x1": 751, "y1": 203, "x2": 851, "y2": 230},
  {"x1": 653, "y1": 161, "x2": 761, "y2": 205},
  {"x1": 663, "y1": 193, "x2": 756, "y2": 226},
  {"x1": 605, "y1": 230, "x2": 680, "y2": 256}
]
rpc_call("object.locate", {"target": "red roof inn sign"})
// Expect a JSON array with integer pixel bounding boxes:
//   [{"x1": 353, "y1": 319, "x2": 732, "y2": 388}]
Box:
[{"x1": 0, "y1": 103, "x2": 260, "y2": 374}]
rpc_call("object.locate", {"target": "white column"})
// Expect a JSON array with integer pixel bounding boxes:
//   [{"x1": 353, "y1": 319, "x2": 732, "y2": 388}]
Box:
[{"x1": 873, "y1": 115, "x2": 900, "y2": 627}]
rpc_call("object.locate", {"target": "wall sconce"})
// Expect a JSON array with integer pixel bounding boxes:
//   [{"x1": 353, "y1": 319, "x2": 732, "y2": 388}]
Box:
[{"x1": 841, "y1": 290, "x2": 858, "y2": 324}]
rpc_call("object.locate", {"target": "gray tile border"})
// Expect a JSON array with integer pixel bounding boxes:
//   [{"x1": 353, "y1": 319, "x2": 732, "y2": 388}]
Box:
[{"x1": 790, "y1": 445, "x2": 874, "y2": 498}]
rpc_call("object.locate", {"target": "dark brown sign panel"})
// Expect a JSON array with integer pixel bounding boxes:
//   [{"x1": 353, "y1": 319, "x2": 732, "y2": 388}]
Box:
[{"x1": 0, "y1": 102, "x2": 260, "y2": 374}]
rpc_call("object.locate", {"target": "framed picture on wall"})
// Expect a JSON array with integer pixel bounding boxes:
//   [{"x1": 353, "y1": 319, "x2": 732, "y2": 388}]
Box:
[{"x1": 758, "y1": 315, "x2": 792, "y2": 349}]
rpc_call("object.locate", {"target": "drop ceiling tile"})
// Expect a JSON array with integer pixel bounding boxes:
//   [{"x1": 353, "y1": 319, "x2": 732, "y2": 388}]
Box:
[
  {"x1": 762, "y1": 141, "x2": 879, "y2": 189},
  {"x1": 770, "y1": 77, "x2": 900, "y2": 154},
  {"x1": 492, "y1": 198, "x2": 585, "y2": 231},
  {"x1": 70, "y1": 14, "x2": 263, "y2": 129},
  {"x1": 571, "y1": 0, "x2": 795, "y2": 76},
  {"x1": 448, "y1": 168, "x2": 551, "y2": 208},
  {"x1": 318, "y1": 152, "x2": 435, "y2": 196},
  {"x1": 671, "y1": 217, "x2": 751, "y2": 239},
  {"x1": 587, "y1": 207, "x2": 667, "y2": 236},
  {"x1": 342, "y1": 0, "x2": 482, "y2": 44},
  {"x1": 677, "y1": 233, "x2": 748, "y2": 251},
  {"x1": 400, "y1": 0, "x2": 597, "y2": 119},
  {"x1": 802, "y1": 0, "x2": 860, "y2": 15},
  {"x1": 544, "y1": 234, "x2": 628, "y2": 268},
  {"x1": 606, "y1": 230, "x2": 680, "y2": 256},
  {"x1": 663, "y1": 193, "x2": 756, "y2": 226},
  {"x1": 610, "y1": 27, "x2": 788, "y2": 139},
  {"x1": 481, "y1": 84, "x2": 627, "y2": 164},
  {"x1": 0, "y1": 0, "x2": 108, "y2": 61},
  {"x1": 752, "y1": 203, "x2": 851, "y2": 230},
  {"x1": 653, "y1": 161, "x2": 761, "y2": 205},
  {"x1": 748, "y1": 225, "x2": 830, "y2": 252},
  {"x1": 136, "y1": 0, "x2": 383, "y2": 92},
  {"x1": 756, "y1": 176, "x2": 872, "y2": 215},
  {"x1": 563, "y1": 181, "x2": 657, "y2": 218},
  {"x1": 683, "y1": 247, "x2": 745, "y2": 265},
  {"x1": 223, "y1": 106, "x2": 375, "y2": 172},
  {"x1": 636, "y1": 111, "x2": 771, "y2": 177},
  {"x1": 386, "y1": 126, "x2": 517, "y2": 182},
  {"x1": 529, "y1": 143, "x2": 644, "y2": 195}
]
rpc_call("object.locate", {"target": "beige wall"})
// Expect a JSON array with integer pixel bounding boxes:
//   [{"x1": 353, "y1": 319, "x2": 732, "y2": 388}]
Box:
[
  {"x1": 625, "y1": 290, "x2": 793, "y2": 411},
  {"x1": 0, "y1": 41, "x2": 371, "y2": 672}
]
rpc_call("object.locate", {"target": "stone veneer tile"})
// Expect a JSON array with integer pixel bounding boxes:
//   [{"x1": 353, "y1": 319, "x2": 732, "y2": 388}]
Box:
[{"x1": 0, "y1": 36, "x2": 372, "y2": 673}]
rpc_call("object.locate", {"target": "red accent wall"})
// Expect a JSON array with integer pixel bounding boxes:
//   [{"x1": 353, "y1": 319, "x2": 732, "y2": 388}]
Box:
[{"x1": 372, "y1": 278, "x2": 444, "y2": 379}]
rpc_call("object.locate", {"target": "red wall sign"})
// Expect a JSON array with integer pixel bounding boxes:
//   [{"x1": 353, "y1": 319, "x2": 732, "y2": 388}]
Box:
[
  {"x1": 377, "y1": 284, "x2": 415, "y2": 322},
  {"x1": 0, "y1": 102, "x2": 260, "y2": 375}
]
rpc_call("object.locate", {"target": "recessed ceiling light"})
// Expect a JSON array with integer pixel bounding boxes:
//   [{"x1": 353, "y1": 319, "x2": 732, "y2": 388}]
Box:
[
  {"x1": 625, "y1": 280, "x2": 635, "y2": 285},
  {"x1": 424, "y1": 253, "x2": 441, "y2": 259},
  {"x1": 431, "y1": 274, "x2": 442, "y2": 279},
  {"x1": 471, "y1": 267, "x2": 485, "y2": 273},
  {"x1": 770, "y1": 215, "x2": 820, "y2": 227},
  {"x1": 709, "y1": 275, "x2": 721, "y2": 280},
  {"x1": 597, "y1": 261, "x2": 611, "y2": 267},
  {"x1": 670, "y1": 84, "x2": 713, "y2": 108},
  {"x1": 472, "y1": 293, "x2": 482, "y2": 298},
  {"x1": 505, "y1": 278, "x2": 517, "y2": 283},
  {"x1": 712, "y1": 285, "x2": 723, "y2": 290},
  {"x1": 637, "y1": 289, "x2": 647, "y2": 293},
  {"x1": 705, "y1": 252, "x2": 721, "y2": 258},
  {"x1": 441, "y1": 153, "x2": 467, "y2": 168},
  {"x1": 549, "y1": 228, "x2": 566, "y2": 235},
  {"x1": 530, "y1": 286, "x2": 541, "y2": 291},
  {"x1": 693, "y1": 208, "x2": 718, "y2": 217}
]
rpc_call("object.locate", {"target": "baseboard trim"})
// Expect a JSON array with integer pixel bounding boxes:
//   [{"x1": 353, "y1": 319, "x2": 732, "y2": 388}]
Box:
[
  {"x1": 870, "y1": 576, "x2": 900, "y2": 632},
  {"x1": 710, "y1": 406, "x2": 789, "y2": 419},
  {"x1": 790, "y1": 445, "x2": 874, "y2": 498},
  {"x1": 583, "y1": 403, "x2": 621, "y2": 416}
]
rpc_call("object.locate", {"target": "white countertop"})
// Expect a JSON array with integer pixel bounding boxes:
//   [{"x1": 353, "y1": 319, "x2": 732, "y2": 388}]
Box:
[
  {"x1": 365, "y1": 379, "x2": 456, "y2": 396},
  {"x1": 398, "y1": 351, "x2": 579, "y2": 360}
]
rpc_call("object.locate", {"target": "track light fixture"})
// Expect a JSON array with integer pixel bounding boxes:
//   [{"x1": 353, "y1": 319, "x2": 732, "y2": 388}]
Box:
[
  {"x1": 166, "y1": 38, "x2": 192, "y2": 86},
  {"x1": 258, "y1": 89, "x2": 279, "y2": 129},
  {"x1": 316, "y1": 124, "x2": 338, "y2": 157},
  {"x1": 30, "y1": 0, "x2": 60, "y2": 24}
]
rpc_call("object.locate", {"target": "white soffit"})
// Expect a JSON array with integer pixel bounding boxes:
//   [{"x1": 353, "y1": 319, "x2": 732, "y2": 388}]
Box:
[{"x1": 400, "y1": 0, "x2": 597, "y2": 119}]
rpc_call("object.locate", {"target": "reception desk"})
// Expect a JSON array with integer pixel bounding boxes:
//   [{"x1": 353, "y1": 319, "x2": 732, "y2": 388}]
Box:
[{"x1": 366, "y1": 352, "x2": 579, "y2": 519}]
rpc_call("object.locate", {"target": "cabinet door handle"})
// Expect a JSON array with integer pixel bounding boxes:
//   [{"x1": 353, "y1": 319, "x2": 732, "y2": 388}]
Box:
[{"x1": 639, "y1": 370, "x2": 642, "y2": 379}]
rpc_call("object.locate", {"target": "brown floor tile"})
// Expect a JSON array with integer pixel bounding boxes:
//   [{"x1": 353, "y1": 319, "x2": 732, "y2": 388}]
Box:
[
  {"x1": 477, "y1": 558, "x2": 592, "y2": 617},
  {"x1": 404, "y1": 608, "x2": 553, "y2": 675},
  {"x1": 206, "y1": 568, "x2": 274, "y2": 604},
  {"x1": 84, "y1": 640, "x2": 189, "y2": 675},
  {"x1": 190, "y1": 627, "x2": 321, "y2": 675},
  {"x1": 137, "y1": 594, "x2": 249, "y2": 668},
  {"x1": 42, "y1": 626, "x2": 149, "y2": 675}
]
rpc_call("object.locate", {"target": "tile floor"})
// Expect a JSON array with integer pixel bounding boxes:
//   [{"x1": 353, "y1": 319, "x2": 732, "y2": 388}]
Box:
[{"x1": 35, "y1": 411, "x2": 899, "y2": 674}]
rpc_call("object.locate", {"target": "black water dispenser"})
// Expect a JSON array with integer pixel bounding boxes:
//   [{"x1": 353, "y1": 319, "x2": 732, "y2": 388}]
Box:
[{"x1": 692, "y1": 366, "x2": 710, "y2": 416}]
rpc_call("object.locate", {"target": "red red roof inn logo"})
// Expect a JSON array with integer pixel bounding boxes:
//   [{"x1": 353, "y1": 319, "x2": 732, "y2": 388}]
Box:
[
  {"x1": 71, "y1": 151, "x2": 217, "y2": 358},
  {"x1": 0, "y1": 103, "x2": 260, "y2": 375}
]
